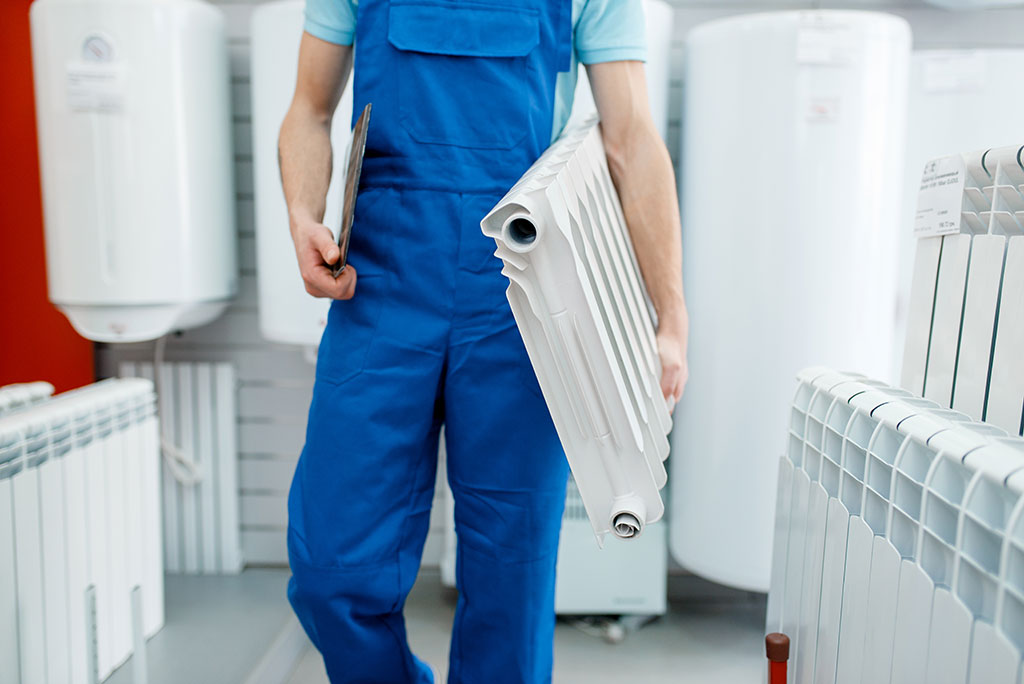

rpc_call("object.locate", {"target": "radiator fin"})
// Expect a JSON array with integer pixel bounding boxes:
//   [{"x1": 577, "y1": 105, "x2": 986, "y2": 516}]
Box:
[{"x1": 120, "y1": 361, "x2": 243, "y2": 575}]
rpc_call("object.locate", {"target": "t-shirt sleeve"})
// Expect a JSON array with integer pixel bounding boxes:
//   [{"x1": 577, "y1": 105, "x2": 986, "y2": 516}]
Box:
[
  {"x1": 574, "y1": 0, "x2": 647, "y2": 65},
  {"x1": 303, "y1": 0, "x2": 358, "y2": 46}
]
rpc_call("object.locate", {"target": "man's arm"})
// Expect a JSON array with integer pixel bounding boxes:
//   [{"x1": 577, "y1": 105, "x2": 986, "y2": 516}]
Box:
[
  {"x1": 279, "y1": 33, "x2": 355, "y2": 300},
  {"x1": 586, "y1": 60, "x2": 689, "y2": 405}
]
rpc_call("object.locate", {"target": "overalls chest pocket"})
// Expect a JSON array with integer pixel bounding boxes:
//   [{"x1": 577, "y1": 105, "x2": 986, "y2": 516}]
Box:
[{"x1": 387, "y1": 0, "x2": 540, "y2": 150}]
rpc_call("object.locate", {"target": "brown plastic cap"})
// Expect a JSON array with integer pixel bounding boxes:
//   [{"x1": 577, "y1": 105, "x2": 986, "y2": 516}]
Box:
[{"x1": 765, "y1": 633, "x2": 790, "y2": 662}]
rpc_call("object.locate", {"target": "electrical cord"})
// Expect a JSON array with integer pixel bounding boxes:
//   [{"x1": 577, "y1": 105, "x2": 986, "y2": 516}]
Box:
[{"x1": 153, "y1": 335, "x2": 203, "y2": 485}]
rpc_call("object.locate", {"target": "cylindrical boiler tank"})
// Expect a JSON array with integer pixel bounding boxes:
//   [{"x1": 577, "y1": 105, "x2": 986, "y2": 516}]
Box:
[
  {"x1": 671, "y1": 11, "x2": 911, "y2": 591},
  {"x1": 250, "y1": 0, "x2": 354, "y2": 347},
  {"x1": 30, "y1": 0, "x2": 238, "y2": 343}
]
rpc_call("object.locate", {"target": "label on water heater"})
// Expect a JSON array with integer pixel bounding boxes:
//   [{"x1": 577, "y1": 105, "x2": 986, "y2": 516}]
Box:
[
  {"x1": 914, "y1": 155, "x2": 966, "y2": 238},
  {"x1": 796, "y1": 13, "x2": 856, "y2": 66},
  {"x1": 66, "y1": 62, "x2": 125, "y2": 113},
  {"x1": 922, "y1": 52, "x2": 987, "y2": 93}
]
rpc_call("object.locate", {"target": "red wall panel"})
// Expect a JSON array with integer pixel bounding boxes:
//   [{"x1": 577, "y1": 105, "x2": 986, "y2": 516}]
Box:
[{"x1": 0, "y1": 0, "x2": 94, "y2": 393}]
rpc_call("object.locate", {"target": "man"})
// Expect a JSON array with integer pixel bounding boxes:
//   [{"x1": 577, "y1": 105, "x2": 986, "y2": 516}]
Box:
[{"x1": 279, "y1": 1, "x2": 688, "y2": 682}]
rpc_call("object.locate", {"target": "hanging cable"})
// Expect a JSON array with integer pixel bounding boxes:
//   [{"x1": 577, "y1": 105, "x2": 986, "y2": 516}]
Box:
[{"x1": 153, "y1": 335, "x2": 203, "y2": 485}]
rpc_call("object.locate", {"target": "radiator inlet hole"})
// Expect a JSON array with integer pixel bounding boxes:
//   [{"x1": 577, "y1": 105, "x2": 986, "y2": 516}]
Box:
[
  {"x1": 507, "y1": 218, "x2": 537, "y2": 246},
  {"x1": 612, "y1": 512, "x2": 641, "y2": 539}
]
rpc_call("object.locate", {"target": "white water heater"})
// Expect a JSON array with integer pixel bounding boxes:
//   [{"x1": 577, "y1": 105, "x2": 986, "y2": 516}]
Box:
[
  {"x1": 670, "y1": 11, "x2": 910, "y2": 592},
  {"x1": 251, "y1": 0, "x2": 354, "y2": 347},
  {"x1": 30, "y1": 0, "x2": 237, "y2": 343}
]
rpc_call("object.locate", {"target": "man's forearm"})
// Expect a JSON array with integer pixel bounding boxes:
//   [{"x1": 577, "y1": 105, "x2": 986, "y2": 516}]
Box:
[
  {"x1": 603, "y1": 119, "x2": 687, "y2": 333},
  {"x1": 279, "y1": 104, "x2": 334, "y2": 232}
]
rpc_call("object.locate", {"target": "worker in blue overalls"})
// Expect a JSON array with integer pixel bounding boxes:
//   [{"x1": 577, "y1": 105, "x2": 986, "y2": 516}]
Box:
[{"x1": 279, "y1": 1, "x2": 689, "y2": 682}]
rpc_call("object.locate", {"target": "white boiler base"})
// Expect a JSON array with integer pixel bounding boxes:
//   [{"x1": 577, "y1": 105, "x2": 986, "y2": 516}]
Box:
[{"x1": 58, "y1": 299, "x2": 231, "y2": 343}]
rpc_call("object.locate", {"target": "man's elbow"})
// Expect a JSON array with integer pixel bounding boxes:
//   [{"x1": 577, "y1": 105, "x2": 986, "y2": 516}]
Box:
[{"x1": 600, "y1": 111, "x2": 659, "y2": 178}]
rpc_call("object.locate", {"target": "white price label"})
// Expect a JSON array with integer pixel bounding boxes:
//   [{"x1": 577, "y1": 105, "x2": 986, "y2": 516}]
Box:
[
  {"x1": 66, "y1": 62, "x2": 125, "y2": 112},
  {"x1": 922, "y1": 52, "x2": 986, "y2": 93},
  {"x1": 797, "y1": 13, "x2": 856, "y2": 66},
  {"x1": 914, "y1": 155, "x2": 966, "y2": 238}
]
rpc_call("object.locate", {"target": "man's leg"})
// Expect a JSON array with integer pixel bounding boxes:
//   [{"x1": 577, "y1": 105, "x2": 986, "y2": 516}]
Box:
[
  {"x1": 287, "y1": 240, "x2": 447, "y2": 683},
  {"x1": 443, "y1": 318, "x2": 569, "y2": 684}
]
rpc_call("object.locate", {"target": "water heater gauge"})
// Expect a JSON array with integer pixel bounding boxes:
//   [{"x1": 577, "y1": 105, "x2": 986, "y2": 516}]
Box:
[{"x1": 82, "y1": 34, "x2": 114, "y2": 61}]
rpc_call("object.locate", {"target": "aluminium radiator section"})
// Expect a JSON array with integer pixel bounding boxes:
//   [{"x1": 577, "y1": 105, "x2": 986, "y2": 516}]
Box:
[
  {"x1": 767, "y1": 367, "x2": 1024, "y2": 684},
  {"x1": 480, "y1": 117, "x2": 671, "y2": 541},
  {"x1": 0, "y1": 382, "x2": 54, "y2": 417},
  {"x1": 903, "y1": 143, "x2": 1024, "y2": 435},
  {"x1": 0, "y1": 378, "x2": 164, "y2": 684}
]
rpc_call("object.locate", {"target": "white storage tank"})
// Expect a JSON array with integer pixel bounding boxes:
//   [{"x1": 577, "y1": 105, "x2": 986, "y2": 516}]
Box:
[
  {"x1": 671, "y1": 11, "x2": 910, "y2": 592},
  {"x1": 251, "y1": 0, "x2": 354, "y2": 347},
  {"x1": 30, "y1": 0, "x2": 237, "y2": 344}
]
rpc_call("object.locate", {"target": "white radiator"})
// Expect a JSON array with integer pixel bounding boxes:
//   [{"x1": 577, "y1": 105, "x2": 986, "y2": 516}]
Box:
[
  {"x1": 120, "y1": 361, "x2": 243, "y2": 575},
  {"x1": 767, "y1": 368, "x2": 1024, "y2": 684},
  {"x1": 903, "y1": 143, "x2": 1024, "y2": 434},
  {"x1": 0, "y1": 379, "x2": 164, "y2": 684},
  {"x1": 0, "y1": 382, "x2": 54, "y2": 417},
  {"x1": 480, "y1": 117, "x2": 671, "y2": 542}
]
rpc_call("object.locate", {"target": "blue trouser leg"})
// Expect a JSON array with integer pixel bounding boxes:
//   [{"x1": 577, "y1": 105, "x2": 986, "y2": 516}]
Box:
[
  {"x1": 288, "y1": 188, "x2": 452, "y2": 683},
  {"x1": 444, "y1": 195, "x2": 569, "y2": 684},
  {"x1": 287, "y1": 350, "x2": 442, "y2": 683}
]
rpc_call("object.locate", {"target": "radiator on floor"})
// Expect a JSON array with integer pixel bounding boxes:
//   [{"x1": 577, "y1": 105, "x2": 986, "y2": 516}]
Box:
[
  {"x1": 903, "y1": 143, "x2": 1024, "y2": 434},
  {"x1": 480, "y1": 117, "x2": 671, "y2": 542},
  {"x1": 767, "y1": 368, "x2": 1024, "y2": 684},
  {"x1": 0, "y1": 379, "x2": 164, "y2": 684},
  {"x1": 120, "y1": 361, "x2": 243, "y2": 575}
]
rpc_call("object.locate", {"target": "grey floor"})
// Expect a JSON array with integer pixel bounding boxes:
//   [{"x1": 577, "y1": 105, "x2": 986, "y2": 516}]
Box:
[
  {"x1": 107, "y1": 569, "x2": 297, "y2": 684},
  {"x1": 286, "y1": 571, "x2": 767, "y2": 684}
]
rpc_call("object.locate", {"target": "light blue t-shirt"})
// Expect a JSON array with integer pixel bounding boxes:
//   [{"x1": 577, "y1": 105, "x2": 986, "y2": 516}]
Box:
[{"x1": 303, "y1": 0, "x2": 647, "y2": 142}]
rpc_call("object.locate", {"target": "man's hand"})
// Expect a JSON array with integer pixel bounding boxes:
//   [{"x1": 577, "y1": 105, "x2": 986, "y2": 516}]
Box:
[
  {"x1": 656, "y1": 308, "x2": 689, "y2": 411},
  {"x1": 291, "y1": 215, "x2": 357, "y2": 300}
]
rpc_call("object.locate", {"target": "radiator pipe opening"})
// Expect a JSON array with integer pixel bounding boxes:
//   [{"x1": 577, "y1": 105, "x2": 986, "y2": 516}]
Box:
[
  {"x1": 503, "y1": 215, "x2": 539, "y2": 252},
  {"x1": 612, "y1": 512, "x2": 642, "y2": 539},
  {"x1": 609, "y1": 495, "x2": 646, "y2": 540}
]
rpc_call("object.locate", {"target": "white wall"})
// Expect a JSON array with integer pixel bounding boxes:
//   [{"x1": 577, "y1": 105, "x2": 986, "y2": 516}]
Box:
[{"x1": 98, "y1": 0, "x2": 1024, "y2": 569}]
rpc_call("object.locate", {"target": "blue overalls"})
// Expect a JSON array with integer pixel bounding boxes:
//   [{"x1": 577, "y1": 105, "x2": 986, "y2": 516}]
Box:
[{"x1": 286, "y1": 1, "x2": 572, "y2": 682}]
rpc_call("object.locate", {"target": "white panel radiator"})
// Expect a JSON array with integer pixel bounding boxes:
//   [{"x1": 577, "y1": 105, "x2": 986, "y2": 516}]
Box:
[
  {"x1": 120, "y1": 361, "x2": 242, "y2": 575},
  {"x1": 480, "y1": 117, "x2": 671, "y2": 542},
  {"x1": 903, "y1": 143, "x2": 1024, "y2": 436},
  {"x1": 767, "y1": 368, "x2": 1024, "y2": 684},
  {"x1": 0, "y1": 379, "x2": 164, "y2": 684}
]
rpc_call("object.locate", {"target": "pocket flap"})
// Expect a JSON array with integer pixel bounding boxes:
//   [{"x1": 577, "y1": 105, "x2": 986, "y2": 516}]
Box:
[{"x1": 388, "y1": 1, "x2": 540, "y2": 58}]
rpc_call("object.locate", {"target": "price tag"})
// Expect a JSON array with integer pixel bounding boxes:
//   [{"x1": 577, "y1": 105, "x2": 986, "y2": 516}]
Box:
[
  {"x1": 66, "y1": 62, "x2": 125, "y2": 113},
  {"x1": 797, "y1": 13, "x2": 856, "y2": 66},
  {"x1": 914, "y1": 155, "x2": 966, "y2": 237},
  {"x1": 922, "y1": 51, "x2": 986, "y2": 93}
]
